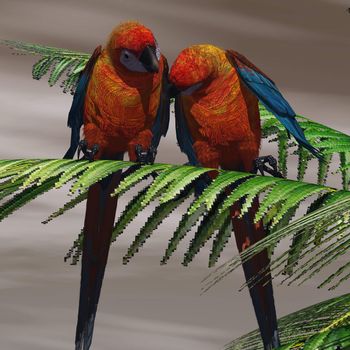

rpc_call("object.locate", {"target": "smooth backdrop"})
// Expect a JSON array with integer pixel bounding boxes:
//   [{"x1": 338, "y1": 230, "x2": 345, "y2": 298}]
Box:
[{"x1": 0, "y1": 1, "x2": 349, "y2": 349}]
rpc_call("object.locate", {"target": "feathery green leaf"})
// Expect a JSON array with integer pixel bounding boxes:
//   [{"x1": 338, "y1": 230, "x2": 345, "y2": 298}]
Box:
[{"x1": 225, "y1": 293, "x2": 350, "y2": 350}]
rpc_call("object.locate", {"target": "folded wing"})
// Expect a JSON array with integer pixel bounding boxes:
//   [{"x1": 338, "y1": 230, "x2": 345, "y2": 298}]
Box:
[
  {"x1": 226, "y1": 49, "x2": 322, "y2": 159},
  {"x1": 63, "y1": 46, "x2": 102, "y2": 159}
]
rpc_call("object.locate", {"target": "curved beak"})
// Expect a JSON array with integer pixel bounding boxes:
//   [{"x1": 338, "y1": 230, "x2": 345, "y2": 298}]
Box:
[{"x1": 139, "y1": 45, "x2": 159, "y2": 73}]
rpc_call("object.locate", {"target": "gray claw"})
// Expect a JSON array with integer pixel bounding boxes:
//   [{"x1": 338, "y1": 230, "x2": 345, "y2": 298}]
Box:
[
  {"x1": 253, "y1": 155, "x2": 283, "y2": 178},
  {"x1": 135, "y1": 144, "x2": 157, "y2": 164},
  {"x1": 78, "y1": 140, "x2": 99, "y2": 162}
]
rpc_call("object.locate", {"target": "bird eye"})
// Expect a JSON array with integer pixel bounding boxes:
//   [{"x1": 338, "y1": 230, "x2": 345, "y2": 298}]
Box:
[{"x1": 124, "y1": 52, "x2": 130, "y2": 59}]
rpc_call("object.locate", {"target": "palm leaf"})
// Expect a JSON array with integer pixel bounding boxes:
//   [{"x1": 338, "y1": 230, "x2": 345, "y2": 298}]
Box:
[
  {"x1": 188, "y1": 171, "x2": 251, "y2": 214},
  {"x1": 1, "y1": 40, "x2": 90, "y2": 94},
  {"x1": 0, "y1": 176, "x2": 59, "y2": 221},
  {"x1": 64, "y1": 229, "x2": 84, "y2": 265},
  {"x1": 42, "y1": 190, "x2": 88, "y2": 224},
  {"x1": 208, "y1": 212, "x2": 232, "y2": 267},
  {"x1": 123, "y1": 193, "x2": 188, "y2": 264},
  {"x1": 63, "y1": 186, "x2": 151, "y2": 265},
  {"x1": 183, "y1": 197, "x2": 229, "y2": 266},
  {"x1": 259, "y1": 104, "x2": 350, "y2": 190},
  {"x1": 202, "y1": 192, "x2": 350, "y2": 292},
  {"x1": 1, "y1": 159, "x2": 350, "y2": 282},
  {"x1": 160, "y1": 202, "x2": 208, "y2": 265},
  {"x1": 225, "y1": 293, "x2": 350, "y2": 350}
]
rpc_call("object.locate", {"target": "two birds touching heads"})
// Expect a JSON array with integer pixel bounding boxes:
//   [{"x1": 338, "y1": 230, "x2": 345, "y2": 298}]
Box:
[
  {"x1": 75, "y1": 19, "x2": 319, "y2": 171},
  {"x1": 69, "y1": 20, "x2": 320, "y2": 350}
]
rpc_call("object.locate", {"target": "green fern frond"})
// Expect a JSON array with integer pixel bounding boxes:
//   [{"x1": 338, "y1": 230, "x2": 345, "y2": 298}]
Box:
[
  {"x1": 0, "y1": 176, "x2": 59, "y2": 222},
  {"x1": 2, "y1": 158, "x2": 350, "y2": 280},
  {"x1": 284, "y1": 196, "x2": 328, "y2": 275},
  {"x1": 0, "y1": 177, "x2": 26, "y2": 201},
  {"x1": 277, "y1": 131, "x2": 289, "y2": 177},
  {"x1": 270, "y1": 184, "x2": 332, "y2": 228},
  {"x1": 55, "y1": 160, "x2": 90, "y2": 189},
  {"x1": 21, "y1": 159, "x2": 74, "y2": 188},
  {"x1": 317, "y1": 154, "x2": 332, "y2": 186},
  {"x1": 140, "y1": 165, "x2": 199, "y2": 207},
  {"x1": 42, "y1": 190, "x2": 88, "y2": 224},
  {"x1": 303, "y1": 326, "x2": 350, "y2": 350},
  {"x1": 123, "y1": 194, "x2": 188, "y2": 264},
  {"x1": 111, "y1": 186, "x2": 152, "y2": 244},
  {"x1": 112, "y1": 163, "x2": 171, "y2": 197},
  {"x1": 203, "y1": 193, "x2": 350, "y2": 293},
  {"x1": 183, "y1": 203, "x2": 229, "y2": 266},
  {"x1": 32, "y1": 57, "x2": 57, "y2": 80},
  {"x1": 340, "y1": 153, "x2": 350, "y2": 190},
  {"x1": 0, "y1": 160, "x2": 42, "y2": 180},
  {"x1": 0, "y1": 159, "x2": 46, "y2": 181},
  {"x1": 69, "y1": 160, "x2": 130, "y2": 194},
  {"x1": 226, "y1": 293, "x2": 350, "y2": 350},
  {"x1": 159, "y1": 166, "x2": 210, "y2": 203},
  {"x1": 253, "y1": 180, "x2": 306, "y2": 223},
  {"x1": 161, "y1": 203, "x2": 207, "y2": 265},
  {"x1": 296, "y1": 146, "x2": 310, "y2": 182},
  {"x1": 260, "y1": 104, "x2": 350, "y2": 189},
  {"x1": 48, "y1": 57, "x2": 75, "y2": 87},
  {"x1": 64, "y1": 229, "x2": 84, "y2": 265},
  {"x1": 188, "y1": 171, "x2": 250, "y2": 215},
  {"x1": 208, "y1": 212, "x2": 232, "y2": 267},
  {"x1": 64, "y1": 186, "x2": 154, "y2": 265},
  {"x1": 1, "y1": 40, "x2": 90, "y2": 94},
  {"x1": 218, "y1": 176, "x2": 283, "y2": 217}
]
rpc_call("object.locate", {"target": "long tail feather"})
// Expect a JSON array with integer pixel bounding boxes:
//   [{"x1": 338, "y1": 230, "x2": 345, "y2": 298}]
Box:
[
  {"x1": 75, "y1": 170, "x2": 121, "y2": 350},
  {"x1": 230, "y1": 197, "x2": 280, "y2": 350}
]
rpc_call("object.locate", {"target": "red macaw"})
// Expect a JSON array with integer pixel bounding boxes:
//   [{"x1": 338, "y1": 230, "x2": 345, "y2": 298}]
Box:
[
  {"x1": 169, "y1": 44, "x2": 321, "y2": 350},
  {"x1": 64, "y1": 21, "x2": 170, "y2": 350}
]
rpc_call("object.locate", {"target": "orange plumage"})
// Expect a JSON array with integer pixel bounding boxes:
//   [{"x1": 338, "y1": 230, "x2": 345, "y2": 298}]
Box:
[
  {"x1": 170, "y1": 44, "x2": 260, "y2": 171},
  {"x1": 83, "y1": 21, "x2": 165, "y2": 160},
  {"x1": 72, "y1": 21, "x2": 168, "y2": 350},
  {"x1": 170, "y1": 44, "x2": 280, "y2": 350}
]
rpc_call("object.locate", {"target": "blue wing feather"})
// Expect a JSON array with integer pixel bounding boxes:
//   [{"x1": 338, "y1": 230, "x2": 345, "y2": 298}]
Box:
[
  {"x1": 174, "y1": 94, "x2": 209, "y2": 195},
  {"x1": 150, "y1": 58, "x2": 171, "y2": 150},
  {"x1": 227, "y1": 50, "x2": 322, "y2": 159},
  {"x1": 175, "y1": 95, "x2": 198, "y2": 166},
  {"x1": 63, "y1": 46, "x2": 101, "y2": 159}
]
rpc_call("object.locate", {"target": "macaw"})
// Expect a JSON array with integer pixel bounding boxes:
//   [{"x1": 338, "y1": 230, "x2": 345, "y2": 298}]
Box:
[
  {"x1": 64, "y1": 21, "x2": 170, "y2": 350},
  {"x1": 169, "y1": 44, "x2": 321, "y2": 350}
]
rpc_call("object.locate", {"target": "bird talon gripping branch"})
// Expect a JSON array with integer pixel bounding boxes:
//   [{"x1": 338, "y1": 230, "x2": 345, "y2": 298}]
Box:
[
  {"x1": 135, "y1": 144, "x2": 157, "y2": 164},
  {"x1": 169, "y1": 44, "x2": 321, "y2": 350},
  {"x1": 253, "y1": 155, "x2": 284, "y2": 178},
  {"x1": 60, "y1": 21, "x2": 170, "y2": 350},
  {"x1": 77, "y1": 140, "x2": 99, "y2": 162}
]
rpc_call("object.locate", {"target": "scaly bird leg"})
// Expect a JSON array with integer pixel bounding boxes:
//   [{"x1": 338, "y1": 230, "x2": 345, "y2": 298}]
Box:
[
  {"x1": 78, "y1": 140, "x2": 99, "y2": 162},
  {"x1": 121, "y1": 144, "x2": 158, "y2": 181},
  {"x1": 135, "y1": 144, "x2": 157, "y2": 164},
  {"x1": 253, "y1": 155, "x2": 283, "y2": 178}
]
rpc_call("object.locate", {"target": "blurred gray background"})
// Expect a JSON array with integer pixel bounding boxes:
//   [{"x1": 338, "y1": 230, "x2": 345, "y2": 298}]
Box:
[{"x1": 0, "y1": 1, "x2": 349, "y2": 349}]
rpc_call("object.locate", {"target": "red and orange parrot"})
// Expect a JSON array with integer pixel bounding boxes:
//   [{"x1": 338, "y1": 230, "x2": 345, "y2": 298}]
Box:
[
  {"x1": 169, "y1": 44, "x2": 321, "y2": 350},
  {"x1": 64, "y1": 21, "x2": 170, "y2": 350}
]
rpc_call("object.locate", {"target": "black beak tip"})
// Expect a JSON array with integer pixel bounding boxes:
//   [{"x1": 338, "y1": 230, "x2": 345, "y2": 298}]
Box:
[{"x1": 140, "y1": 45, "x2": 159, "y2": 73}]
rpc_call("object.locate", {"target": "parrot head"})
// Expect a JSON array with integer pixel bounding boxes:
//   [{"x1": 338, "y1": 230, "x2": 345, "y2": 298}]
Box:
[
  {"x1": 107, "y1": 21, "x2": 160, "y2": 73},
  {"x1": 169, "y1": 44, "x2": 224, "y2": 95}
]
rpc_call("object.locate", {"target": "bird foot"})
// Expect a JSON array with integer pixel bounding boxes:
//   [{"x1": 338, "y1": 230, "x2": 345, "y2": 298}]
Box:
[
  {"x1": 252, "y1": 155, "x2": 283, "y2": 178},
  {"x1": 135, "y1": 144, "x2": 157, "y2": 164},
  {"x1": 77, "y1": 140, "x2": 99, "y2": 162},
  {"x1": 121, "y1": 144, "x2": 158, "y2": 181}
]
